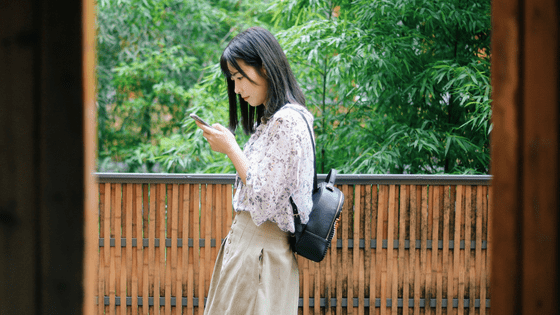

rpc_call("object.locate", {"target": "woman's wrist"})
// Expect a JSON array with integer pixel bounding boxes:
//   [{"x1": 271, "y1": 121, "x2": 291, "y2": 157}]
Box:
[
  {"x1": 227, "y1": 144, "x2": 248, "y2": 184},
  {"x1": 225, "y1": 143, "x2": 241, "y2": 158}
]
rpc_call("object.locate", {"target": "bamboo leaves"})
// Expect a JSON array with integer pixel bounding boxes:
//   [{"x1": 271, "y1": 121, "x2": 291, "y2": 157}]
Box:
[{"x1": 96, "y1": 0, "x2": 491, "y2": 175}]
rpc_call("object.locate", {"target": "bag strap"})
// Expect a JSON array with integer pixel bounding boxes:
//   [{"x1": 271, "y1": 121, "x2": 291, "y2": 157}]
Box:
[
  {"x1": 289, "y1": 107, "x2": 318, "y2": 191},
  {"x1": 286, "y1": 106, "x2": 317, "y2": 223}
]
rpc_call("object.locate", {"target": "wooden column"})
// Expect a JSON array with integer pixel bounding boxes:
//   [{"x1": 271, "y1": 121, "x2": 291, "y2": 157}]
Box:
[
  {"x1": 0, "y1": 0, "x2": 96, "y2": 313},
  {"x1": 0, "y1": 2, "x2": 41, "y2": 311},
  {"x1": 491, "y1": 0, "x2": 560, "y2": 314},
  {"x1": 83, "y1": 0, "x2": 98, "y2": 313}
]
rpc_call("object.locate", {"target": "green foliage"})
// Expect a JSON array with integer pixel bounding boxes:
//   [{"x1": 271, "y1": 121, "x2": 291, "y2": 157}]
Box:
[
  {"x1": 271, "y1": 0, "x2": 491, "y2": 174},
  {"x1": 96, "y1": 0, "x2": 271, "y2": 172},
  {"x1": 96, "y1": 0, "x2": 492, "y2": 175}
]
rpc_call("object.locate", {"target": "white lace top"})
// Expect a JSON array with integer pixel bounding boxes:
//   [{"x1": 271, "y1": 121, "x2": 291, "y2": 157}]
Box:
[{"x1": 232, "y1": 104, "x2": 315, "y2": 233}]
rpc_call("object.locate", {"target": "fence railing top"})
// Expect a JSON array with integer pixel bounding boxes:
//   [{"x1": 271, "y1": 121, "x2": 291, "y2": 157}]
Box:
[{"x1": 95, "y1": 173, "x2": 492, "y2": 186}]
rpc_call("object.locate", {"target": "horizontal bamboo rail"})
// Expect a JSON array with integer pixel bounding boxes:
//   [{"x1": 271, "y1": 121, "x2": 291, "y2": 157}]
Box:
[{"x1": 95, "y1": 173, "x2": 492, "y2": 315}]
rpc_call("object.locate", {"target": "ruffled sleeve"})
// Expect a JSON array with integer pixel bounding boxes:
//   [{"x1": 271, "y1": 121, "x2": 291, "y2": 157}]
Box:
[{"x1": 234, "y1": 106, "x2": 314, "y2": 233}]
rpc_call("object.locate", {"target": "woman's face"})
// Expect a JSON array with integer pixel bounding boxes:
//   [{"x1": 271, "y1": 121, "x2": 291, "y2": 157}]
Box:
[{"x1": 228, "y1": 60, "x2": 268, "y2": 107}]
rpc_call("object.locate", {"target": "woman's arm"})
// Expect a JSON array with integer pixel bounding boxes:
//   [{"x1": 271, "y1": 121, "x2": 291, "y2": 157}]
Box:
[
  {"x1": 195, "y1": 121, "x2": 248, "y2": 185},
  {"x1": 223, "y1": 138, "x2": 248, "y2": 185}
]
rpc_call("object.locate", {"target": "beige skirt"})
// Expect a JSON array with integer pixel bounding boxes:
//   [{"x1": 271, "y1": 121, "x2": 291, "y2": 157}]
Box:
[{"x1": 204, "y1": 211, "x2": 299, "y2": 315}]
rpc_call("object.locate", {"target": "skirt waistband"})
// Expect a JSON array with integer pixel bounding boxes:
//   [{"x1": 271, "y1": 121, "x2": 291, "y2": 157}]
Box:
[{"x1": 233, "y1": 211, "x2": 290, "y2": 241}]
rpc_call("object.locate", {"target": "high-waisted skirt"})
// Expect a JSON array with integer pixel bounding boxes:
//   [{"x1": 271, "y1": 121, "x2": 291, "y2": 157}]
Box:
[{"x1": 204, "y1": 211, "x2": 299, "y2": 315}]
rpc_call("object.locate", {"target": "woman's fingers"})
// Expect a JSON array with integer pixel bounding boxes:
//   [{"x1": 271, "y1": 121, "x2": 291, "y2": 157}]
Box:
[
  {"x1": 212, "y1": 123, "x2": 233, "y2": 136},
  {"x1": 195, "y1": 120, "x2": 214, "y2": 133},
  {"x1": 213, "y1": 123, "x2": 226, "y2": 131},
  {"x1": 196, "y1": 121, "x2": 219, "y2": 141},
  {"x1": 196, "y1": 122, "x2": 234, "y2": 154}
]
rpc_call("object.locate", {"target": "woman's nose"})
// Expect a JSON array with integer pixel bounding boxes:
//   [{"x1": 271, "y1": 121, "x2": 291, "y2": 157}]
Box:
[{"x1": 234, "y1": 81, "x2": 241, "y2": 94}]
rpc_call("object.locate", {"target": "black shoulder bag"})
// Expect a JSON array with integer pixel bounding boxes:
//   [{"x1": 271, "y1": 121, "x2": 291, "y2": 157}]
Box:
[{"x1": 289, "y1": 109, "x2": 345, "y2": 262}]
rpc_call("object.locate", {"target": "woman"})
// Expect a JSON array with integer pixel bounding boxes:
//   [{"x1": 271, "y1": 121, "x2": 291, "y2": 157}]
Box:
[{"x1": 194, "y1": 27, "x2": 315, "y2": 315}]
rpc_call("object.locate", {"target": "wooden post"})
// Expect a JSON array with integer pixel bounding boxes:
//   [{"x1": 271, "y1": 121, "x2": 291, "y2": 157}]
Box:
[
  {"x1": 0, "y1": 0, "x2": 96, "y2": 313},
  {"x1": 491, "y1": 0, "x2": 560, "y2": 314}
]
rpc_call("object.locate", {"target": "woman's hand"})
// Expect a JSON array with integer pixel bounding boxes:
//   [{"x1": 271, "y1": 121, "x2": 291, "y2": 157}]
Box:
[
  {"x1": 195, "y1": 121, "x2": 248, "y2": 184},
  {"x1": 196, "y1": 122, "x2": 238, "y2": 155}
]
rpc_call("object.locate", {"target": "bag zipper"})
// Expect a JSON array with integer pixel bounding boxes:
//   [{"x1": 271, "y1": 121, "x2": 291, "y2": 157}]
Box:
[{"x1": 325, "y1": 192, "x2": 344, "y2": 241}]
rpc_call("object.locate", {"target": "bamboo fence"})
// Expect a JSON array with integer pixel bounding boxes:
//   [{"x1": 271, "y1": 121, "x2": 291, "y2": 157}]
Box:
[{"x1": 95, "y1": 174, "x2": 491, "y2": 315}]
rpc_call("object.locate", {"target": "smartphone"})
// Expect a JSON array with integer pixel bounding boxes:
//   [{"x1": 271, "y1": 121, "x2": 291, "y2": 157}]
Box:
[{"x1": 190, "y1": 113, "x2": 213, "y2": 128}]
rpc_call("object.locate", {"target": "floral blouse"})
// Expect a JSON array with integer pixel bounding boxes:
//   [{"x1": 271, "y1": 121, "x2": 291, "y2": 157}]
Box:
[{"x1": 232, "y1": 103, "x2": 315, "y2": 233}]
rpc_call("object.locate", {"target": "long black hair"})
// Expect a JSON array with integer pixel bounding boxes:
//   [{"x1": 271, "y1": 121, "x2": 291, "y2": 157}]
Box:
[{"x1": 220, "y1": 27, "x2": 305, "y2": 134}]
